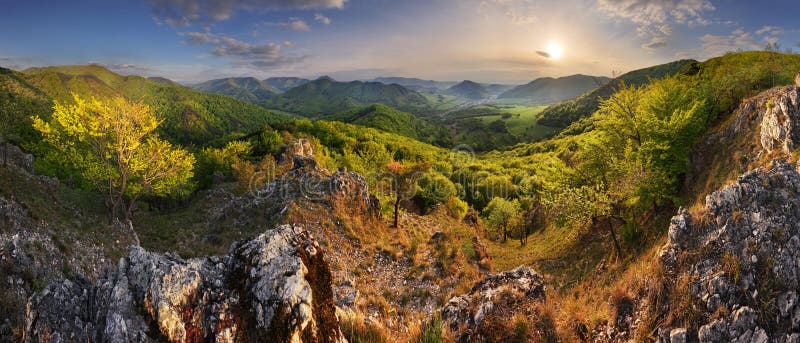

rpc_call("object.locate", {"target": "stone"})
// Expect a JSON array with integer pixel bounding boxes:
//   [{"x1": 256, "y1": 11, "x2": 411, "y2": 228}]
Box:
[
  {"x1": 23, "y1": 225, "x2": 346, "y2": 343},
  {"x1": 441, "y1": 266, "x2": 545, "y2": 342},
  {"x1": 670, "y1": 328, "x2": 688, "y2": 343}
]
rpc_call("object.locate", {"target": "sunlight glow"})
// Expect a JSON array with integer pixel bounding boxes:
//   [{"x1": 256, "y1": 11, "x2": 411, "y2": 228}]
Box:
[{"x1": 547, "y1": 42, "x2": 563, "y2": 59}]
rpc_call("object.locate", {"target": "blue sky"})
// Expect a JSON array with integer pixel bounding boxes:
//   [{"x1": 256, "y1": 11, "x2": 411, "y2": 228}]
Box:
[{"x1": 1, "y1": 0, "x2": 799, "y2": 83}]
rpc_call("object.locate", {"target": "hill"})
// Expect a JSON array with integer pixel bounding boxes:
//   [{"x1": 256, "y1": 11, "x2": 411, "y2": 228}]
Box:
[
  {"x1": 537, "y1": 59, "x2": 697, "y2": 127},
  {"x1": 264, "y1": 77, "x2": 311, "y2": 92},
  {"x1": 19, "y1": 65, "x2": 291, "y2": 145},
  {"x1": 498, "y1": 74, "x2": 610, "y2": 103},
  {"x1": 147, "y1": 76, "x2": 178, "y2": 86},
  {"x1": 322, "y1": 103, "x2": 450, "y2": 144},
  {"x1": 445, "y1": 80, "x2": 490, "y2": 100},
  {"x1": 371, "y1": 76, "x2": 455, "y2": 93},
  {"x1": 263, "y1": 76, "x2": 445, "y2": 116},
  {"x1": 192, "y1": 77, "x2": 281, "y2": 103}
]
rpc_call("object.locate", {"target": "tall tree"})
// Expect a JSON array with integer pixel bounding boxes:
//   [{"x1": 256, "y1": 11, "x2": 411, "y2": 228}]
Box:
[
  {"x1": 0, "y1": 92, "x2": 13, "y2": 167},
  {"x1": 384, "y1": 160, "x2": 430, "y2": 228},
  {"x1": 33, "y1": 94, "x2": 194, "y2": 220},
  {"x1": 483, "y1": 197, "x2": 522, "y2": 243}
]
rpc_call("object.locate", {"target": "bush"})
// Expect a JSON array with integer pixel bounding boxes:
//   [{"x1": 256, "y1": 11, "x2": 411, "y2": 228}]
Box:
[
  {"x1": 416, "y1": 172, "x2": 457, "y2": 213},
  {"x1": 445, "y1": 196, "x2": 468, "y2": 220}
]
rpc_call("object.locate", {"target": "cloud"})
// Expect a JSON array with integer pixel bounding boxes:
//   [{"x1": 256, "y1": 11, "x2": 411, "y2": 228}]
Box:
[
  {"x1": 148, "y1": 0, "x2": 347, "y2": 26},
  {"x1": 700, "y1": 28, "x2": 759, "y2": 56},
  {"x1": 535, "y1": 51, "x2": 551, "y2": 58},
  {"x1": 314, "y1": 13, "x2": 331, "y2": 25},
  {"x1": 181, "y1": 31, "x2": 220, "y2": 45},
  {"x1": 756, "y1": 25, "x2": 783, "y2": 36},
  {"x1": 180, "y1": 30, "x2": 305, "y2": 69},
  {"x1": 598, "y1": 0, "x2": 714, "y2": 48},
  {"x1": 281, "y1": 18, "x2": 311, "y2": 31},
  {"x1": 642, "y1": 36, "x2": 669, "y2": 50},
  {"x1": 480, "y1": 0, "x2": 539, "y2": 25}
]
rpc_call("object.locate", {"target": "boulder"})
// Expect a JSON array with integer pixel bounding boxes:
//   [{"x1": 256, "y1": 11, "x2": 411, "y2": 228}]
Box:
[
  {"x1": 441, "y1": 266, "x2": 545, "y2": 342},
  {"x1": 23, "y1": 225, "x2": 345, "y2": 343}
]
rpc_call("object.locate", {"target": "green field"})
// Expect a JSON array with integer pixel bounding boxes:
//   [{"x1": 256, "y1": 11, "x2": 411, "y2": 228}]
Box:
[{"x1": 446, "y1": 104, "x2": 559, "y2": 141}]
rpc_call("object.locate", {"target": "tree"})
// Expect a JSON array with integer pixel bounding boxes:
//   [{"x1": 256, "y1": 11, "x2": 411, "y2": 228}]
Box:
[
  {"x1": 384, "y1": 160, "x2": 430, "y2": 228},
  {"x1": 483, "y1": 197, "x2": 522, "y2": 243},
  {"x1": 33, "y1": 94, "x2": 194, "y2": 220},
  {"x1": 0, "y1": 95, "x2": 10, "y2": 167}
]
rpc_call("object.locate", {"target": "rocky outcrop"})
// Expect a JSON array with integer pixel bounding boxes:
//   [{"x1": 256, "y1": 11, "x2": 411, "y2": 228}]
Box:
[
  {"x1": 657, "y1": 160, "x2": 800, "y2": 342},
  {"x1": 759, "y1": 87, "x2": 800, "y2": 153},
  {"x1": 442, "y1": 267, "x2": 546, "y2": 342},
  {"x1": 23, "y1": 224, "x2": 345, "y2": 343}
]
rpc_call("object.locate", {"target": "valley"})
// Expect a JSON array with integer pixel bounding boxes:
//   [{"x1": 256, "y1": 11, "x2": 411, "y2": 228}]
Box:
[{"x1": 3, "y1": 2, "x2": 800, "y2": 342}]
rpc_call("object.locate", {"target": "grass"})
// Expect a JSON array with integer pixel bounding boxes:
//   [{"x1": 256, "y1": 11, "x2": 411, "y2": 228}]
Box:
[{"x1": 446, "y1": 104, "x2": 559, "y2": 142}]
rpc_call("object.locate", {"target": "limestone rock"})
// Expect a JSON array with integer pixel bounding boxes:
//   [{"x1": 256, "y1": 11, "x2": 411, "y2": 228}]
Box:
[
  {"x1": 23, "y1": 225, "x2": 345, "y2": 343},
  {"x1": 658, "y1": 160, "x2": 800, "y2": 341},
  {"x1": 441, "y1": 266, "x2": 545, "y2": 342}
]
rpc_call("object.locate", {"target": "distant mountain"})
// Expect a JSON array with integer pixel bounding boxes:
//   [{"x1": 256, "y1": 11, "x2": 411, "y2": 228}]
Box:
[
  {"x1": 498, "y1": 74, "x2": 611, "y2": 103},
  {"x1": 20, "y1": 65, "x2": 290, "y2": 145},
  {"x1": 264, "y1": 76, "x2": 436, "y2": 116},
  {"x1": 264, "y1": 77, "x2": 311, "y2": 92},
  {"x1": 147, "y1": 76, "x2": 178, "y2": 86},
  {"x1": 537, "y1": 60, "x2": 698, "y2": 128},
  {"x1": 192, "y1": 77, "x2": 280, "y2": 104},
  {"x1": 484, "y1": 84, "x2": 515, "y2": 96},
  {"x1": 322, "y1": 104, "x2": 449, "y2": 144},
  {"x1": 371, "y1": 77, "x2": 456, "y2": 93},
  {"x1": 446, "y1": 80, "x2": 490, "y2": 100}
]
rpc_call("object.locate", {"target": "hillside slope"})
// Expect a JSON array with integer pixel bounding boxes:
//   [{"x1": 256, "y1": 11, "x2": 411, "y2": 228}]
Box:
[
  {"x1": 192, "y1": 77, "x2": 281, "y2": 103},
  {"x1": 20, "y1": 65, "x2": 291, "y2": 145},
  {"x1": 445, "y1": 80, "x2": 490, "y2": 100},
  {"x1": 263, "y1": 76, "x2": 437, "y2": 116},
  {"x1": 498, "y1": 74, "x2": 610, "y2": 103},
  {"x1": 537, "y1": 59, "x2": 696, "y2": 128},
  {"x1": 322, "y1": 103, "x2": 450, "y2": 144},
  {"x1": 264, "y1": 77, "x2": 311, "y2": 92}
]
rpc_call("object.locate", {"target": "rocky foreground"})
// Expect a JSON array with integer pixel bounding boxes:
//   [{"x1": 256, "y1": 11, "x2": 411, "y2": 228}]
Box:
[{"x1": 24, "y1": 225, "x2": 344, "y2": 342}]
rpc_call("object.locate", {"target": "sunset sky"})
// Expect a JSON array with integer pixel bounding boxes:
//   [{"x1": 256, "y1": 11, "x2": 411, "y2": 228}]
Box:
[{"x1": 1, "y1": 0, "x2": 799, "y2": 83}]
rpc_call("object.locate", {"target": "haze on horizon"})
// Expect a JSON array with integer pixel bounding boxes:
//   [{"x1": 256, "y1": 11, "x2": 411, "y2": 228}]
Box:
[{"x1": 1, "y1": 0, "x2": 799, "y2": 84}]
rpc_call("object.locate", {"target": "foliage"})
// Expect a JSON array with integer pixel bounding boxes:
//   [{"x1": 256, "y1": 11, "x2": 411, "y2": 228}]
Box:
[
  {"x1": 537, "y1": 59, "x2": 698, "y2": 128},
  {"x1": 483, "y1": 197, "x2": 522, "y2": 242},
  {"x1": 22, "y1": 65, "x2": 291, "y2": 146},
  {"x1": 384, "y1": 160, "x2": 431, "y2": 227},
  {"x1": 415, "y1": 171, "x2": 458, "y2": 213},
  {"x1": 32, "y1": 94, "x2": 194, "y2": 219},
  {"x1": 445, "y1": 196, "x2": 469, "y2": 220}
]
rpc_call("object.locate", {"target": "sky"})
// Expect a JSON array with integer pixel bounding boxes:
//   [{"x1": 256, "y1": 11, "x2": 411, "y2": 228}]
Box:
[{"x1": 1, "y1": 0, "x2": 799, "y2": 84}]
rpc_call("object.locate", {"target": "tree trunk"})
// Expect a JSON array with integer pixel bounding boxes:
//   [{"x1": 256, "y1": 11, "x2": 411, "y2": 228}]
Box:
[
  {"x1": 393, "y1": 195, "x2": 400, "y2": 228},
  {"x1": 502, "y1": 223, "x2": 507, "y2": 242},
  {"x1": 607, "y1": 219, "x2": 623, "y2": 259}
]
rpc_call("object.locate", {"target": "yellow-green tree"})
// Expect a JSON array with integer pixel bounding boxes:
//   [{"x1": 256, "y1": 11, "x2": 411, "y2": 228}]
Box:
[
  {"x1": 384, "y1": 160, "x2": 430, "y2": 228},
  {"x1": 33, "y1": 94, "x2": 194, "y2": 220}
]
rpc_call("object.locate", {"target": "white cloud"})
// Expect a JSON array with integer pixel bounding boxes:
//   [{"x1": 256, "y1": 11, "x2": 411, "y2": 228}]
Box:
[
  {"x1": 180, "y1": 30, "x2": 305, "y2": 69},
  {"x1": 148, "y1": 0, "x2": 346, "y2": 26},
  {"x1": 281, "y1": 18, "x2": 311, "y2": 31},
  {"x1": 314, "y1": 13, "x2": 331, "y2": 25},
  {"x1": 642, "y1": 36, "x2": 669, "y2": 50},
  {"x1": 598, "y1": 0, "x2": 714, "y2": 49},
  {"x1": 700, "y1": 28, "x2": 759, "y2": 56}
]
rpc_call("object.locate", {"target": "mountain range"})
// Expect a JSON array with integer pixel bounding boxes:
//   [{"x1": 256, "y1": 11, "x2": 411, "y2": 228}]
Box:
[
  {"x1": 498, "y1": 74, "x2": 611, "y2": 103},
  {"x1": 192, "y1": 77, "x2": 281, "y2": 104}
]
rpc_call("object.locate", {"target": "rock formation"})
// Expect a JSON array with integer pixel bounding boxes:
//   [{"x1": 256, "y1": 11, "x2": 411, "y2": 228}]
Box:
[
  {"x1": 657, "y1": 160, "x2": 800, "y2": 342},
  {"x1": 442, "y1": 267, "x2": 546, "y2": 342},
  {"x1": 23, "y1": 225, "x2": 345, "y2": 343}
]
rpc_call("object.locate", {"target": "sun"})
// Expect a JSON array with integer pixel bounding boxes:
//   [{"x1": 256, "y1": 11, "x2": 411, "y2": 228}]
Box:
[{"x1": 547, "y1": 42, "x2": 563, "y2": 59}]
